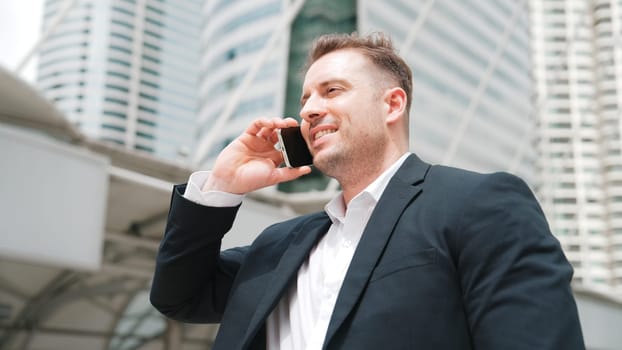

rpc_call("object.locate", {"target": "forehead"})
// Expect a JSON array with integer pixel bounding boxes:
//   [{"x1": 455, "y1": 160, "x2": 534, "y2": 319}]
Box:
[{"x1": 302, "y1": 49, "x2": 375, "y2": 88}]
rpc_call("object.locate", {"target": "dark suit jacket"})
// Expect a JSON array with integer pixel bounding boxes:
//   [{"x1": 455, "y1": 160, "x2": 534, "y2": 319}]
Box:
[{"x1": 150, "y1": 154, "x2": 584, "y2": 349}]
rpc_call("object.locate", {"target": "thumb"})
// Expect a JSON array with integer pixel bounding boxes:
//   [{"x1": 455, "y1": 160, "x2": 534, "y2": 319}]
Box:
[{"x1": 270, "y1": 166, "x2": 312, "y2": 185}]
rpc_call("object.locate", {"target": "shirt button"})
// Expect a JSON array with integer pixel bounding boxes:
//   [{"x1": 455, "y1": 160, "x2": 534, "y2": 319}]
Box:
[{"x1": 343, "y1": 239, "x2": 352, "y2": 248}]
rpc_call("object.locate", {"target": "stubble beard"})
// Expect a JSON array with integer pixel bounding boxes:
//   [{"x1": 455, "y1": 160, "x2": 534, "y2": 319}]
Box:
[{"x1": 314, "y1": 131, "x2": 387, "y2": 188}]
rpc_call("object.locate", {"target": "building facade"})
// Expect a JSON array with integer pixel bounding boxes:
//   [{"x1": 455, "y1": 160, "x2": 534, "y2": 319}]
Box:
[
  {"x1": 531, "y1": 0, "x2": 622, "y2": 296},
  {"x1": 195, "y1": 0, "x2": 536, "y2": 186},
  {"x1": 36, "y1": 0, "x2": 201, "y2": 162},
  {"x1": 359, "y1": 0, "x2": 535, "y2": 181},
  {"x1": 193, "y1": 0, "x2": 291, "y2": 166}
]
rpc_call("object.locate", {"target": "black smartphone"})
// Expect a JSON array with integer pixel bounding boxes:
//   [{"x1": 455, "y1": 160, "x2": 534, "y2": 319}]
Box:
[{"x1": 277, "y1": 127, "x2": 313, "y2": 168}]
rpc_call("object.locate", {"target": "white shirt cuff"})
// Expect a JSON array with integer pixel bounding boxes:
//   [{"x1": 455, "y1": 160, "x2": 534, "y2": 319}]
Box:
[{"x1": 184, "y1": 171, "x2": 245, "y2": 207}]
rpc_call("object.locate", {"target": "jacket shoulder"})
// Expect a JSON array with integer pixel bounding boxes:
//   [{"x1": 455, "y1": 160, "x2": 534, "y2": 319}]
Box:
[
  {"x1": 425, "y1": 165, "x2": 533, "y2": 198},
  {"x1": 249, "y1": 211, "x2": 329, "y2": 248}
]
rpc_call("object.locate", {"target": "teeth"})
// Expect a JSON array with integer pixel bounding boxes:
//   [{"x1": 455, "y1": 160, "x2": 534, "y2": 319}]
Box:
[{"x1": 314, "y1": 129, "x2": 336, "y2": 140}]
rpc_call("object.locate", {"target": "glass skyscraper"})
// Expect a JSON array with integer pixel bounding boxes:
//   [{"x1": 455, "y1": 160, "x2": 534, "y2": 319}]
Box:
[
  {"x1": 36, "y1": 0, "x2": 201, "y2": 163},
  {"x1": 193, "y1": 0, "x2": 290, "y2": 166},
  {"x1": 531, "y1": 0, "x2": 622, "y2": 296},
  {"x1": 195, "y1": 0, "x2": 535, "y2": 186},
  {"x1": 360, "y1": 0, "x2": 534, "y2": 182}
]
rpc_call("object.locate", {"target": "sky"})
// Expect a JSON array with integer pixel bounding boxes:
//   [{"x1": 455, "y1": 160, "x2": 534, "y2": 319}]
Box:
[{"x1": 0, "y1": 0, "x2": 44, "y2": 83}]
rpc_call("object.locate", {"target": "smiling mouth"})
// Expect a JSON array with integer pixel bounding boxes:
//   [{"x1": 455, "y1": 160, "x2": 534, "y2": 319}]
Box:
[{"x1": 314, "y1": 129, "x2": 337, "y2": 141}]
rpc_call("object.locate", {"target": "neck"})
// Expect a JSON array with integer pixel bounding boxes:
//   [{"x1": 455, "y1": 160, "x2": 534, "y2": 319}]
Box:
[{"x1": 338, "y1": 149, "x2": 405, "y2": 205}]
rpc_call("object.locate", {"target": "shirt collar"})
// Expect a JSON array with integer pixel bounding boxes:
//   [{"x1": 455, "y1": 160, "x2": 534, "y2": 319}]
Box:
[{"x1": 325, "y1": 152, "x2": 411, "y2": 223}]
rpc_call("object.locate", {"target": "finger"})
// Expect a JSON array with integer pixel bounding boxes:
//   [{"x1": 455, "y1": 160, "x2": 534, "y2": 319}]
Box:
[
  {"x1": 259, "y1": 118, "x2": 298, "y2": 142},
  {"x1": 246, "y1": 118, "x2": 274, "y2": 136},
  {"x1": 281, "y1": 117, "x2": 299, "y2": 128},
  {"x1": 248, "y1": 117, "x2": 299, "y2": 131},
  {"x1": 257, "y1": 117, "x2": 287, "y2": 139},
  {"x1": 256, "y1": 127, "x2": 273, "y2": 140},
  {"x1": 260, "y1": 117, "x2": 287, "y2": 138},
  {"x1": 267, "y1": 147, "x2": 284, "y2": 166},
  {"x1": 267, "y1": 129, "x2": 280, "y2": 145},
  {"x1": 269, "y1": 166, "x2": 312, "y2": 184}
]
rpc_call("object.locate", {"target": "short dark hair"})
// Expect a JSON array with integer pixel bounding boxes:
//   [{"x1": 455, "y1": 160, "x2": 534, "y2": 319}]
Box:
[{"x1": 305, "y1": 32, "x2": 413, "y2": 115}]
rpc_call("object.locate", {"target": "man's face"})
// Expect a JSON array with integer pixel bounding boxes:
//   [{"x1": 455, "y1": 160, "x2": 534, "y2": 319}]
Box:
[{"x1": 299, "y1": 49, "x2": 390, "y2": 178}]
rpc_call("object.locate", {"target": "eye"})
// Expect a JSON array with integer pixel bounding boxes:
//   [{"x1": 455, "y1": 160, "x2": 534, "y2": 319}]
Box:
[{"x1": 327, "y1": 86, "x2": 341, "y2": 95}]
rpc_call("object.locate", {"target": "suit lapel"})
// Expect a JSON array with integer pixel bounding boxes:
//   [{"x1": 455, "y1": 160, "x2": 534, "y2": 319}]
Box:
[
  {"x1": 241, "y1": 213, "x2": 332, "y2": 348},
  {"x1": 323, "y1": 154, "x2": 430, "y2": 347}
]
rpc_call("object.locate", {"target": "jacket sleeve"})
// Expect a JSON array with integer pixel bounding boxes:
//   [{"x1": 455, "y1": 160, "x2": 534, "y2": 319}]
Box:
[
  {"x1": 150, "y1": 184, "x2": 247, "y2": 323},
  {"x1": 452, "y1": 173, "x2": 585, "y2": 349}
]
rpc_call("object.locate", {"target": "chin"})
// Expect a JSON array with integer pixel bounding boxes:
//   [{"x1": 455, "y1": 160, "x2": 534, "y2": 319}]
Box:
[{"x1": 311, "y1": 151, "x2": 344, "y2": 176}]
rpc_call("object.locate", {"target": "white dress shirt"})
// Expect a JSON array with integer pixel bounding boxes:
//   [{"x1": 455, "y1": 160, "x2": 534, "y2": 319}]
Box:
[{"x1": 183, "y1": 153, "x2": 410, "y2": 350}]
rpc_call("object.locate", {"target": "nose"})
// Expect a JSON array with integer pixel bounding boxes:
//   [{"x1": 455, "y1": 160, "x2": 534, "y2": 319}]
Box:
[{"x1": 300, "y1": 93, "x2": 326, "y2": 123}]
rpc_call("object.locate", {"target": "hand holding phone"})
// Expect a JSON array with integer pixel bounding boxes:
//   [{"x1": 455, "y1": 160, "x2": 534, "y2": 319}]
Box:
[{"x1": 277, "y1": 127, "x2": 313, "y2": 168}]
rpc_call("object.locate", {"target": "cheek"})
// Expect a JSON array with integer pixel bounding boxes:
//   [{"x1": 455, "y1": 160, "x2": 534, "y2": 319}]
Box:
[{"x1": 300, "y1": 122, "x2": 311, "y2": 143}]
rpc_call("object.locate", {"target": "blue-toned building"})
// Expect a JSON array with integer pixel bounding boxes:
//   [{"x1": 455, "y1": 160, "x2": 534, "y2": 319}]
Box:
[
  {"x1": 37, "y1": 0, "x2": 201, "y2": 162},
  {"x1": 195, "y1": 0, "x2": 535, "y2": 186}
]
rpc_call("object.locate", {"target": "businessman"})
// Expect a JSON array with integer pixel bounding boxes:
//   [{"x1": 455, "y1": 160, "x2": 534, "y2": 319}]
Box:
[{"x1": 150, "y1": 32, "x2": 584, "y2": 349}]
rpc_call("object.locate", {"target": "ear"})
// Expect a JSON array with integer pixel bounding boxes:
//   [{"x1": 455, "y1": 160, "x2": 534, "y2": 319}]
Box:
[{"x1": 383, "y1": 87, "x2": 407, "y2": 125}]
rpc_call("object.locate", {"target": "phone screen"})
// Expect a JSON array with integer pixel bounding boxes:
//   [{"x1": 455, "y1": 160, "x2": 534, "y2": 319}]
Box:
[{"x1": 277, "y1": 127, "x2": 313, "y2": 168}]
